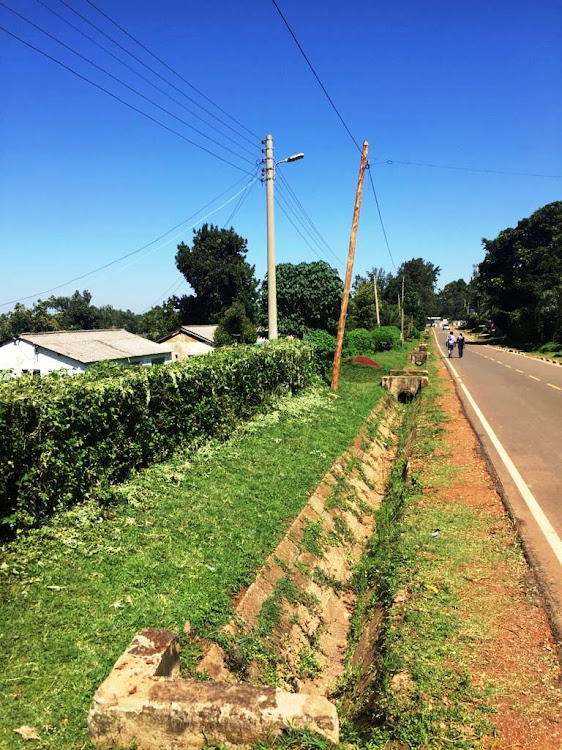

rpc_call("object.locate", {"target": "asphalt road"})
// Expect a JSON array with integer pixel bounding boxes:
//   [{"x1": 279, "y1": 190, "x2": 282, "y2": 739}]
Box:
[{"x1": 435, "y1": 330, "x2": 562, "y2": 641}]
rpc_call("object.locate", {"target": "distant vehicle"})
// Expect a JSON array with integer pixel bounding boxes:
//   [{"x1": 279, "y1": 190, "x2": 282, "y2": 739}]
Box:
[{"x1": 442, "y1": 323, "x2": 450, "y2": 329}]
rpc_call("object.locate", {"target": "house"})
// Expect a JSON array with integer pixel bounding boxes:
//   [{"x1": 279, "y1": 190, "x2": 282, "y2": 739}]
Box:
[
  {"x1": 157, "y1": 325, "x2": 218, "y2": 359},
  {"x1": 0, "y1": 329, "x2": 175, "y2": 376}
]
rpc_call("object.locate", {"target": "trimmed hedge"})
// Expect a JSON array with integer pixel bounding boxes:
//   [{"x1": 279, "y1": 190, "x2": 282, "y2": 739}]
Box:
[{"x1": 0, "y1": 340, "x2": 315, "y2": 527}]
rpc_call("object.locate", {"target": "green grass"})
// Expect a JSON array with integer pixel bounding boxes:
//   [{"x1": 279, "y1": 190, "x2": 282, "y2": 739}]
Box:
[
  {"x1": 340, "y1": 355, "x2": 507, "y2": 749},
  {"x1": 0, "y1": 349, "x2": 412, "y2": 750}
]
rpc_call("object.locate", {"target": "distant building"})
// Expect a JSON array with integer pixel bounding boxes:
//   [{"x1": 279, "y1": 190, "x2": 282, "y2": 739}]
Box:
[
  {"x1": 157, "y1": 325, "x2": 218, "y2": 359},
  {"x1": 0, "y1": 329, "x2": 174, "y2": 376}
]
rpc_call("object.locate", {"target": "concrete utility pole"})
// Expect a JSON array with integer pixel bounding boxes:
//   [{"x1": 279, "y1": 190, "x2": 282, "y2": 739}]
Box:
[
  {"x1": 263, "y1": 136, "x2": 304, "y2": 340},
  {"x1": 264, "y1": 134, "x2": 277, "y2": 340},
  {"x1": 373, "y1": 274, "x2": 381, "y2": 327},
  {"x1": 331, "y1": 140, "x2": 369, "y2": 391}
]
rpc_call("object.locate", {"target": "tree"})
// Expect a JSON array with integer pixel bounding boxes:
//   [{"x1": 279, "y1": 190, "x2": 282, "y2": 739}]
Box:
[
  {"x1": 263, "y1": 261, "x2": 343, "y2": 336},
  {"x1": 175, "y1": 224, "x2": 258, "y2": 323},
  {"x1": 47, "y1": 290, "x2": 100, "y2": 329},
  {"x1": 435, "y1": 279, "x2": 469, "y2": 320},
  {"x1": 214, "y1": 301, "x2": 258, "y2": 346},
  {"x1": 138, "y1": 298, "x2": 181, "y2": 341},
  {"x1": 477, "y1": 202, "x2": 562, "y2": 343},
  {"x1": 384, "y1": 258, "x2": 441, "y2": 329}
]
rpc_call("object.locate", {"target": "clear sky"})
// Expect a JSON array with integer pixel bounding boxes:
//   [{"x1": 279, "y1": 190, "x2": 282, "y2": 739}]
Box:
[{"x1": 1, "y1": 0, "x2": 560, "y2": 313}]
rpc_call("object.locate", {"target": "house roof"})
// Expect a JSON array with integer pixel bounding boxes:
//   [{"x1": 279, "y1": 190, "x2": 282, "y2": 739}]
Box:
[
  {"x1": 16, "y1": 329, "x2": 172, "y2": 364},
  {"x1": 158, "y1": 325, "x2": 218, "y2": 347}
]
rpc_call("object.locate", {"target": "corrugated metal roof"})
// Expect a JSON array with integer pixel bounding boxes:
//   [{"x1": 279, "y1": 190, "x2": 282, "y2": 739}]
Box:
[{"x1": 18, "y1": 329, "x2": 172, "y2": 364}]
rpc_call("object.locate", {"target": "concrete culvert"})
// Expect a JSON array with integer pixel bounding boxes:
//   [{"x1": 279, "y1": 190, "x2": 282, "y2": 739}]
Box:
[{"x1": 398, "y1": 391, "x2": 415, "y2": 404}]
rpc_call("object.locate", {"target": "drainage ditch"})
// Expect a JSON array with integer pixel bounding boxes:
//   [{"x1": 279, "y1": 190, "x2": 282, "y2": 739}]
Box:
[{"x1": 89, "y1": 390, "x2": 423, "y2": 749}]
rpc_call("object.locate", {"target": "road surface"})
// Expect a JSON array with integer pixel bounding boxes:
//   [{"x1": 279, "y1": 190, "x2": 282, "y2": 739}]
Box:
[{"x1": 434, "y1": 330, "x2": 562, "y2": 643}]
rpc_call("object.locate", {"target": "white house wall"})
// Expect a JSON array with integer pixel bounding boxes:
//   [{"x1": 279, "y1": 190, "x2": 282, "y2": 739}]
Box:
[{"x1": 0, "y1": 340, "x2": 172, "y2": 376}]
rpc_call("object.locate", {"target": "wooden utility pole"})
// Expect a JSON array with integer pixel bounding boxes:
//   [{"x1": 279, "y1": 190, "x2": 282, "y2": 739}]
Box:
[
  {"x1": 331, "y1": 141, "x2": 369, "y2": 390},
  {"x1": 373, "y1": 274, "x2": 381, "y2": 327},
  {"x1": 400, "y1": 275, "x2": 405, "y2": 344}
]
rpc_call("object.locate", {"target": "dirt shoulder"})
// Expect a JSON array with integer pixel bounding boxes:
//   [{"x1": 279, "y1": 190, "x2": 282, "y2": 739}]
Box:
[{"x1": 427, "y1": 355, "x2": 562, "y2": 748}]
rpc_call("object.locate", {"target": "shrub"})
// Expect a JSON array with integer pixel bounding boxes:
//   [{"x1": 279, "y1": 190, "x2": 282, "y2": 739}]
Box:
[
  {"x1": 372, "y1": 326, "x2": 401, "y2": 351},
  {"x1": 304, "y1": 328, "x2": 335, "y2": 381},
  {"x1": 0, "y1": 340, "x2": 315, "y2": 528},
  {"x1": 214, "y1": 301, "x2": 258, "y2": 346},
  {"x1": 344, "y1": 328, "x2": 373, "y2": 356}
]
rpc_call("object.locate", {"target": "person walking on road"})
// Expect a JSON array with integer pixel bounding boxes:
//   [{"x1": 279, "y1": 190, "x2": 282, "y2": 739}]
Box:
[
  {"x1": 446, "y1": 332, "x2": 456, "y2": 358},
  {"x1": 457, "y1": 332, "x2": 465, "y2": 358}
]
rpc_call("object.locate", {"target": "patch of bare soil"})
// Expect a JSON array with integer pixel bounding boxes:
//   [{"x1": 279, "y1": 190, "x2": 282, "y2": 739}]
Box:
[{"x1": 434, "y1": 356, "x2": 562, "y2": 749}]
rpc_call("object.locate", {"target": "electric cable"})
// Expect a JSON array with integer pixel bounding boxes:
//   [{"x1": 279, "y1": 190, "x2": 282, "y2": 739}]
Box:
[
  {"x1": 275, "y1": 190, "x2": 344, "y2": 270},
  {"x1": 367, "y1": 167, "x2": 396, "y2": 270},
  {"x1": 270, "y1": 0, "x2": 361, "y2": 154},
  {"x1": 77, "y1": 0, "x2": 261, "y2": 145},
  {"x1": 269, "y1": 0, "x2": 398, "y2": 270},
  {"x1": 276, "y1": 170, "x2": 344, "y2": 267},
  {"x1": 1, "y1": 3, "x2": 255, "y2": 167},
  {"x1": 0, "y1": 24, "x2": 256, "y2": 175},
  {"x1": 275, "y1": 182, "x2": 344, "y2": 271},
  {"x1": 32, "y1": 0, "x2": 257, "y2": 158},
  {"x1": 222, "y1": 170, "x2": 258, "y2": 227},
  {"x1": 0, "y1": 174, "x2": 259, "y2": 308},
  {"x1": 147, "y1": 277, "x2": 185, "y2": 311},
  {"x1": 375, "y1": 157, "x2": 562, "y2": 180}
]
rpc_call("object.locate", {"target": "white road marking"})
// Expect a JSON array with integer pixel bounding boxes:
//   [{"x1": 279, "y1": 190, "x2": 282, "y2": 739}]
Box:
[
  {"x1": 529, "y1": 375, "x2": 541, "y2": 381},
  {"x1": 547, "y1": 383, "x2": 562, "y2": 391},
  {"x1": 505, "y1": 364, "x2": 512, "y2": 368},
  {"x1": 516, "y1": 369, "x2": 524, "y2": 374},
  {"x1": 433, "y1": 331, "x2": 562, "y2": 567}
]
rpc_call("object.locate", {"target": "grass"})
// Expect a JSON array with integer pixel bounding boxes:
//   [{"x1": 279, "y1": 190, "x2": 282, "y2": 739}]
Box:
[
  {"x1": 339, "y1": 350, "x2": 521, "y2": 749},
  {"x1": 0, "y1": 348, "x2": 412, "y2": 750}
]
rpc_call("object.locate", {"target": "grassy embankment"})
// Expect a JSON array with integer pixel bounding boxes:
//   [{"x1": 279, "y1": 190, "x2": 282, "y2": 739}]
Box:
[{"x1": 0, "y1": 348, "x2": 410, "y2": 750}]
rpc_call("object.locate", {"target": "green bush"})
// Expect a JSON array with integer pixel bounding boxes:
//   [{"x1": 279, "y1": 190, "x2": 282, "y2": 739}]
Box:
[
  {"x1": 0, "y1": 340, "x2": 315, "y2": 528},
  {"x1": 372, "y1": 325, "x2": 401, "y2": 351},
  {"x1": 214, "y1": 301, "x2": 258, "y2": 346},
  {"x1": 304, "y1": 328, "x2": 335, "y2": 381},
  {"x1": 343, "y1": 328, "x2": 373, "y2": 356}
]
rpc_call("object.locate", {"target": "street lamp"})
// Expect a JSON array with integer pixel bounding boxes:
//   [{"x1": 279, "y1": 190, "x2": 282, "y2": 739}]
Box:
[{"x1": 263, "y1": 135, "x2": 304, "y2": 340}]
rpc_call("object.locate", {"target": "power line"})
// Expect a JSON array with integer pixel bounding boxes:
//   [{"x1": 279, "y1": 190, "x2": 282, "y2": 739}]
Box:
[
  {"x1": 270, "y1": 0, "x2": 361, "y2": 154},
  {"x1": 367, "y1": 167, "x2": 396, "y2": 270},
  {"x1": 222, "y1": 171, "x2": 258, "y2": 227},
  {"x1": 0, "y1": 175, "x2": 259, "y2": 308},
  {"x1": 83, "y1": 0, "x2": 261, "y2": 144},
  {"x1": 56, "y1": 0, "x2": 258, "y2": 149},
  {"x1": 1, "y1": 3, "x2": 255, "y2": 167},
  {"x1": 146, "y1": 277, "x2": 185, "y2": 312},
  {"x1": 276, "y1": 171, "x2": 344, "y2": 267},
  {"x1": 374, "y1": 157, "x2": 562, "y2": 180},
  {"x1": 0, "y1": 24, "x2": 256, "y2": 175},
  {"x1": 32, "y1": 0, "x2": 257, "y2": 158},
  {"x1": 269, "y1": 0, "x2": 398, "y2": 271},
  {"x1": 275, "y1": 188, "x2": 345, "y2": 271}
]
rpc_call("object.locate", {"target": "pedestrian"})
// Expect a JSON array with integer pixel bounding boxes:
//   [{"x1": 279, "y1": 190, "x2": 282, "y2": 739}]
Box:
[
  {"x1": 457, "y1": 332, "x2": 465, "y2": 358},
  {"x1": 446, "y1": 332, "x2": 456, "y2": 358}
]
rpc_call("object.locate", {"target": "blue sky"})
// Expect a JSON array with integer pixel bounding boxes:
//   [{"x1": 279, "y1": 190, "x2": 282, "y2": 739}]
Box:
[{"x1": 1, "y1": 0, "x2": 560, "y2": 313}]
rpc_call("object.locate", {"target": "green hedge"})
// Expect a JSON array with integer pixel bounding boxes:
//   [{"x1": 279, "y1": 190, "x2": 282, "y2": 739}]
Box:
[{"x1": 0, "y1": 340, "x2": 315, "y2": 528}]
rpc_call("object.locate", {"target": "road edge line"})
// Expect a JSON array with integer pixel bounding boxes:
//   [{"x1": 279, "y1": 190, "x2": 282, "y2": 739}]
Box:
[{"x1": 433, "y1": 331, "x2": 562, "y2": 567}]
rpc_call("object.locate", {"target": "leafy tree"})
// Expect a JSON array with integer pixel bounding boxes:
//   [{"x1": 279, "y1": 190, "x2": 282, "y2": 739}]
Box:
[
  {"x1": 435, "y1": 279, "x2": 469, "y2": 320},
  {"x1": 214, "y1": 301, "x2": 258, "y2": 346},
  {"x1": 175, "y1": 224, "x2": 259, "y2": 324},
  {"x1": 384, "y1": 258, "x2": 441, "y2": 329},
  {"x1": 263, "y1": 261, "x2": 343, "y2": 336},
  {"x1": 47, "y1": 290, "x2": 100, "y2": 329},
  {"x1": 138, "y1": 298, "x2": 181, "y2": 341},
  {"x1": 478, "y1": 202, "x2": 562, "y2": 342}
]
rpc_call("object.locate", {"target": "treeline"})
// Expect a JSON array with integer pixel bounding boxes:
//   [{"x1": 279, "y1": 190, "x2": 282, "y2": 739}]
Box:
[
  {"x1": 4, "y1": 203, "x2": 559, "y2": 348},
  {"x1": 0, "y1": 223, "x2": 446, "y2": 345},
  {"x1": 472, "y1": 201, "x2": 562, "y2": 345}
]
